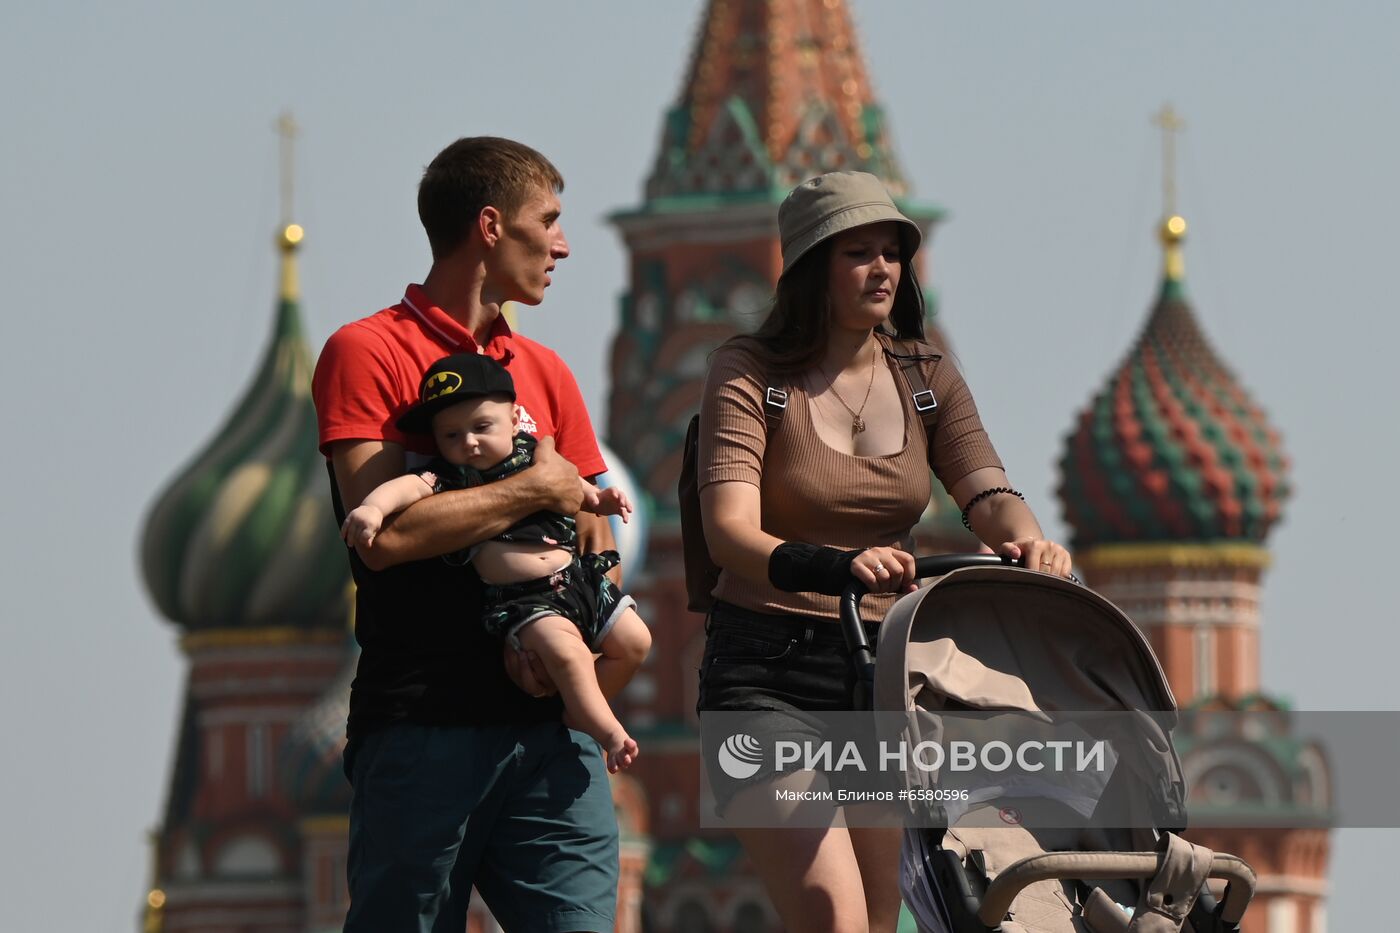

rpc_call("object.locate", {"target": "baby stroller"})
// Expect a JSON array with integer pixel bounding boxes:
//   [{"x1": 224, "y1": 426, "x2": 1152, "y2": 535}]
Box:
[{"x1": 838, "y1": 555, "x2": 1256, "y2": 933}]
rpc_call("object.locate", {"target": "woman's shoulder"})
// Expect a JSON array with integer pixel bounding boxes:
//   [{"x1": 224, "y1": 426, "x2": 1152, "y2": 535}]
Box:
[
  {"x1": 711, "y1": 336, "x2": 766, "y2": 366},
  {"x1": 707, "y1": 337, "x2": 774, "y2": 382},
  {"x1": 877, "y1": 329, "x2": 945, "y2": 360}
]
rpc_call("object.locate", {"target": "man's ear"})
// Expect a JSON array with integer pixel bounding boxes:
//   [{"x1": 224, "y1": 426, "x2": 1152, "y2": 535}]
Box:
[
  {"x1": 511, "y1": 405, "x2": 521, "y2": 429},
  {"x1": 478, "y1": 205, "x2": 502, "y2": 247}
]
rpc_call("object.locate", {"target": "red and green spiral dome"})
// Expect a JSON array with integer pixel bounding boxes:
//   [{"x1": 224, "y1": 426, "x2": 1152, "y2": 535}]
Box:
[{"x1": 1057, "y1": 219, "x2": 1290, "y2": 548}]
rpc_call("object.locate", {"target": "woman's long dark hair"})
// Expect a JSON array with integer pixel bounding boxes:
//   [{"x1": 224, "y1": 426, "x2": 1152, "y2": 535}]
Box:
[{"x1": 733, "y1": 231, "x2": 926, "y2": 375}]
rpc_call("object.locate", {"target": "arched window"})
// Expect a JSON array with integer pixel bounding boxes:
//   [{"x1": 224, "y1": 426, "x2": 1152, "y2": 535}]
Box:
[
  {"x1": 212, "y1": 834, "x2": 281, "y2": 876},
  {"x1": 734, "y1": 900, "x2": 772, "y2": 933},
  {"x1": 675, "y1": 900, "x2": 713, "y2": 933}
]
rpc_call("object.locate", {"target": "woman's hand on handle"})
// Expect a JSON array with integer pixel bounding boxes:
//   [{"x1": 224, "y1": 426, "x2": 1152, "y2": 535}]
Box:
[
  {"x1": 850, "y1": 546, "x2": 918, "y2": 594},
  {"x1": 998, "y1": 537, "x2": 1073, "y2": 578},
  {"x1": 951, "y1": 469, "x2": 1073, "y2": 578}
]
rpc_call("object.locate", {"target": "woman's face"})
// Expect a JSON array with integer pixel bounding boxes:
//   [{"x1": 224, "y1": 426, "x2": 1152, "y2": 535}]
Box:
[{"x1": 826, "y1": 221, "x2": 902, "y2": 332}]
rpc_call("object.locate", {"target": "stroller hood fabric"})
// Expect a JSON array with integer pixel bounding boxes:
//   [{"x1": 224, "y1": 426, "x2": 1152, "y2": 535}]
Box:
[
  {"x1": 875, "y1": 566, "x2": 1176, "y2": 715},
  {"x1": 874, "y1": 566, "x2": 1188, "y2": 829}
]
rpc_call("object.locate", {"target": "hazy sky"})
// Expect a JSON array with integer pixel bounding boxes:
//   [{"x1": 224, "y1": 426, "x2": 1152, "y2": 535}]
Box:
[{"x1": 2, "y1": 2, "x2": 1396, "y2": 929}]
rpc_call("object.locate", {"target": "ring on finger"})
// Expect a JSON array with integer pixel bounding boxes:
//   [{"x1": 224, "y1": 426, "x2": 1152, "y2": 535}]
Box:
[{"x1": 872, "y1": 563, "x2": 886, "y2": 574}]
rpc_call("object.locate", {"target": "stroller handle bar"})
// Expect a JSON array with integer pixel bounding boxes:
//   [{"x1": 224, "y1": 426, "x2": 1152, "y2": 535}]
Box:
[
  {"x1": 977, "y1": 851, "x2": 1257, "y2": 927},
  {"x1": 839, "y1": 555, "x2": 1017, "y2": 698}
]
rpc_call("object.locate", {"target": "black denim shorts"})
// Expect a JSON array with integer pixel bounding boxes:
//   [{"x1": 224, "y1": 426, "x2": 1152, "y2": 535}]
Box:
[{"x1": 696, "y1": 600, "x2": 881, "y2": 812}]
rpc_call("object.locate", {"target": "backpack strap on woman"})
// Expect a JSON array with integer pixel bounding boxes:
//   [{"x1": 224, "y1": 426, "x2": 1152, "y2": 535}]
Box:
[{"x1": 882, "y1": 336, "x2": 941, "y2": 430}]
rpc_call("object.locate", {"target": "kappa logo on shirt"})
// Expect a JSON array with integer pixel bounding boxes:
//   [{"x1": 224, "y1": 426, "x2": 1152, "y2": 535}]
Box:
[{"x1": 515, "y1": 404, "x2": 539, "y2": 435}]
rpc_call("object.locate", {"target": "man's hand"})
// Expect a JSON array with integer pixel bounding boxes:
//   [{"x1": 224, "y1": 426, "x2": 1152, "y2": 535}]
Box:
[
  {"x1": 341, "y1": 504, "x2": 385, "y2": 549},
  {"x1": 503, "y1": 644, "x2": 558, "y2": 698},
  {"x1": 528, "y1": 436, "x2": 585, "y2": 515}
]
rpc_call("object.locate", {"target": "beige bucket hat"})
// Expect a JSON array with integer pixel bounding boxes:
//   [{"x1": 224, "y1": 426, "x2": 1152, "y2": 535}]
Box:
[{"x1": 777, "y1": 171, "x2": 922, "y2": 277}]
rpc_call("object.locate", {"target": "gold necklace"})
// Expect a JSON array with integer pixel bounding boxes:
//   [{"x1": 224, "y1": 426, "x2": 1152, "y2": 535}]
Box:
[{"x1": 821, "y1": 340, "x2": 878, "y2": 436}]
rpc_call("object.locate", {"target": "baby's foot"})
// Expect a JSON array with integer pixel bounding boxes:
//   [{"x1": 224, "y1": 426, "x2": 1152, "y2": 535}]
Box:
[{"x1": 605, "y1": 735, "x2": 639, "y2": 773}]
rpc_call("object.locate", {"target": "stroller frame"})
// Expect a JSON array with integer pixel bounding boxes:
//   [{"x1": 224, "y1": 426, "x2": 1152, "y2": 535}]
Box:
[{"x1": 838, "y1": 554, "x2": 1257, "y2": 933}]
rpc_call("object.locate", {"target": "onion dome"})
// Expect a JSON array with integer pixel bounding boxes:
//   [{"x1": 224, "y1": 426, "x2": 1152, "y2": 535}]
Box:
[
  {"x1": 280, "y1": 642, "x2": 354, "y2": 813},
  {"x1": 1057, "y1": 216, "x2": 1290, "y2": 548},
  {"x1": 140, "y1": 224, "x2": 350, "y2": 631}
]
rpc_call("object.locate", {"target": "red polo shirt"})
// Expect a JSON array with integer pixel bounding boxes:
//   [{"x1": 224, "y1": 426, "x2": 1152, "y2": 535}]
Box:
[{"x1": 313, "y1": 284, "x2": 606, "y2": 478}]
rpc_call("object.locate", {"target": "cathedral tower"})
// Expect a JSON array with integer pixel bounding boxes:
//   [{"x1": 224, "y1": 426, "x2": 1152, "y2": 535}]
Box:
[
  {"x1": 604, "y1": 1, "x2": 968, "y2": 927},
  {"x1": 139, "y1": 185, "x2": 352, "y2": 930},
  {"x1": 1056, "y1": 106, "x2": 1328, "y2": 933},
  {"x1": 1056, "y1": 106, "x2": 1291, "y2": 703}
]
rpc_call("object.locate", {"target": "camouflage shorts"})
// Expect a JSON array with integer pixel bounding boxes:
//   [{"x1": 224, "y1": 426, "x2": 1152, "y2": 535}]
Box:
[{"x1": 482, "y1": 551, "x2": 635, "y2": 651}]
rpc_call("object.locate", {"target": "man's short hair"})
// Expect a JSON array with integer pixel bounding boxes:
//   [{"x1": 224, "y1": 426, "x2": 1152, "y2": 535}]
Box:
[{"x1": 418, "y1": 137, "x2": 565, "y2": 260}]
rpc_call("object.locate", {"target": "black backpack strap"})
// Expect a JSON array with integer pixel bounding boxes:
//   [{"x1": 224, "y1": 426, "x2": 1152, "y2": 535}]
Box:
[{"x1": 883, "y1": 340, "x2": 940, "y2": 429}]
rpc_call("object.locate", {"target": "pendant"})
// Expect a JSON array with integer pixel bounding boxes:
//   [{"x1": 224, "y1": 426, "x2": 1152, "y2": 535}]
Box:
[{"x1": 852, "y1": 417, "x2": 866, "y2": 435}]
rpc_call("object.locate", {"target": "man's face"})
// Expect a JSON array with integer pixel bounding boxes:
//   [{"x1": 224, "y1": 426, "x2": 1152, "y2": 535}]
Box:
[{"x1": 490, "y1": 185, "x2": 569, "y2": 306}]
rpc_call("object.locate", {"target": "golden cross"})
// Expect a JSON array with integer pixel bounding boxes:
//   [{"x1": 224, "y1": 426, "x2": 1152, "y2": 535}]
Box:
[
  {"x1": 1152, "y1": 103, "x2": 1185, "y2": 217},
  {"x1": 275, "y1": 111, "x2": 299, "y2": 225}
]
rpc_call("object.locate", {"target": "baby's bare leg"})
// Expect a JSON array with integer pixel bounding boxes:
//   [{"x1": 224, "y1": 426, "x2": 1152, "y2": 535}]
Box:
[
  {"x1": 596, "y1": 608, "x2": 651, "y2": 700},
  {"x1": 517, "y1": 615, "x2": 638, "y2": 772}
]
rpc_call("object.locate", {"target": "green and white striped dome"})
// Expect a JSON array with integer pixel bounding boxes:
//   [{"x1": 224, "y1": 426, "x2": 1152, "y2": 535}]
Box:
[{"x1": 140, "y1": 229, "x2": 349, "y2": 631}]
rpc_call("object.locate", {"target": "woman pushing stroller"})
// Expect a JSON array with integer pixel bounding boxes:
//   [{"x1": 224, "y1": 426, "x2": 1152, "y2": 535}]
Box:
[{"x1": 696, "y1": 171, "x2": 1074, "y2": 932}]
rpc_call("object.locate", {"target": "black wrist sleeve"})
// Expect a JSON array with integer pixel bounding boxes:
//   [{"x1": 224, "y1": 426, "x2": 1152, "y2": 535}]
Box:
[{"x1": 767, "y1": 542, "x2": 865, "y2": 596}]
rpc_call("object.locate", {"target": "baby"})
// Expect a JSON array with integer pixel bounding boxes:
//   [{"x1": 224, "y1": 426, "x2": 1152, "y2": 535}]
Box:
[{"x1": 342, "y1": 352, "x2": 651, "y2": 772}]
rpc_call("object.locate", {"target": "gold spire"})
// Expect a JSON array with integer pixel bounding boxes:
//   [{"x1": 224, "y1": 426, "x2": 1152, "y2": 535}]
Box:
[
  {"x1": 275, "y1": 111, "x2": 302, "y2": 300},
  {"x1": 143, "y1": 830, "x2": 166, "y2": 933},
  {"x1": 1153, "y1": 104, "x2": 1187, "y2": 282}
]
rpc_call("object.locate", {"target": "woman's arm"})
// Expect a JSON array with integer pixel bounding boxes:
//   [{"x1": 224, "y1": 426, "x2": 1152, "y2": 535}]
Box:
[
  {"x1": 949, "y1": 466, "x2": 1072, "y2": 577},
  {"x1": 699, "y1": 481, "x2": 780, "y2": 587},
  {"x1": 701, "y1": 481, "x2": 914, "y2": 593}
]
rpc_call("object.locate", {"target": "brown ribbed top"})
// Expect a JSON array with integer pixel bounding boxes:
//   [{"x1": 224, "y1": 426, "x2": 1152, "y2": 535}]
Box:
[{"x1": 698, "y1": 333, "x2": 1003, "y2": 622}]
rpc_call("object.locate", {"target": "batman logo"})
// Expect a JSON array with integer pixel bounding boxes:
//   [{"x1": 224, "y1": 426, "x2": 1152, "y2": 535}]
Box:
[{"x1": 423, "y1": 371, "x2": 462, "y2": 402}]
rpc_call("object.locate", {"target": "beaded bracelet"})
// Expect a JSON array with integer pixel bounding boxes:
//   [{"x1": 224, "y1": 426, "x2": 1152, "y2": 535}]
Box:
[{"x1": 960, "y1": 486, "x2": 1026, "y2": 530}]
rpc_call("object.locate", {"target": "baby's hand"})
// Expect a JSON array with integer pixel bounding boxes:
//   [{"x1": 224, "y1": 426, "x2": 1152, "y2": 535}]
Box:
[
  {"x1": 341, "y1": 505, "x2": 384, "y2": 548},
  {"x1": 581, "y1": 483, "x2": 632, "y2": 523}
]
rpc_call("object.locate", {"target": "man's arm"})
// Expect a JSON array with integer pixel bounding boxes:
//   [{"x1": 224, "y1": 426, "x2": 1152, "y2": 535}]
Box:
[{"x1": 330, "y1": 435, "x2": 585, "y2": 571}]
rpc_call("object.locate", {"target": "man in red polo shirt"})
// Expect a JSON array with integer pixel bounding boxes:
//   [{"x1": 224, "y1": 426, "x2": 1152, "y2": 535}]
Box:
[{"x1": 312, "y1": 137, "x2": 619, "y2": 933}]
